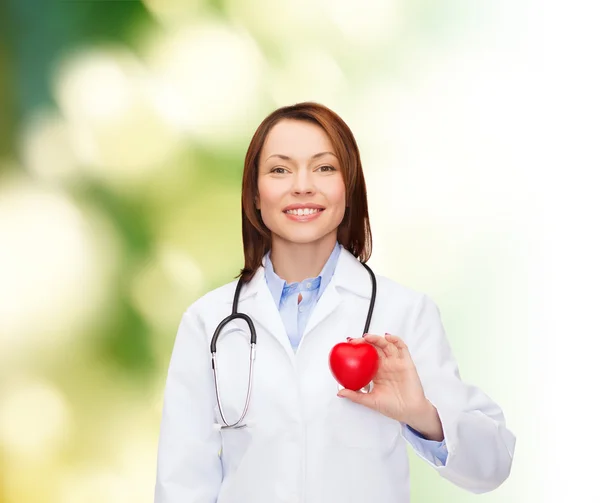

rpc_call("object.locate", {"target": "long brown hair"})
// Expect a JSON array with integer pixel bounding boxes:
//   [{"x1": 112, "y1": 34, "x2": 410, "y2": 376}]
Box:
[{"x1": 238, "y1": 102, "x2": 372, "y2": 282}]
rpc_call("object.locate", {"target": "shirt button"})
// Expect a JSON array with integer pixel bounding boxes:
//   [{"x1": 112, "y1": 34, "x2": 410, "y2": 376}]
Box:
[
  {"x1": 306, "y1": 282, "x2": 311, "y2": 288},
  {"x1": 299, "y1": 306, "x2": 304, "y2": 312}
]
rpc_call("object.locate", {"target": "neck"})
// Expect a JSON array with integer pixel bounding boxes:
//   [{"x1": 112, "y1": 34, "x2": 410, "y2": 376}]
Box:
[{"x1": 270, "y1": 234, "x2": 337, "y2": 284}]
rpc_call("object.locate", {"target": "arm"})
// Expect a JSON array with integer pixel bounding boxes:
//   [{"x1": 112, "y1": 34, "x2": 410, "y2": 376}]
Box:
[
  {"x1": 154, "y1": 309, "x2": 223, "y2": 503},
  {"x1": 406, "y1": 294, "x2": 516, "y2": 492}
]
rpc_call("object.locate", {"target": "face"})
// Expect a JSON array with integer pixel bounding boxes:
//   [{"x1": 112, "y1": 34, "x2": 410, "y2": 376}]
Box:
[{"x1": 256, "y1": 119, "x2": 346, "y2": 248}]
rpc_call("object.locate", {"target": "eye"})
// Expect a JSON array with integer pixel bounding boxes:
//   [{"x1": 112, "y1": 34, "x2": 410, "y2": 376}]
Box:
[
  {"x1": 317, "y1": 165, "x2": 336, "y2": 172},
  {"x1": 270, "y1": 167, "x2": 288, "y2": 174}
]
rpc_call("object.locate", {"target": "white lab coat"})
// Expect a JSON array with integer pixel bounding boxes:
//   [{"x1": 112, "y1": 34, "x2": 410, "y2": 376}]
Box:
[{"x1": 154, "y1": 248, "x2": 516, "y2": 503}]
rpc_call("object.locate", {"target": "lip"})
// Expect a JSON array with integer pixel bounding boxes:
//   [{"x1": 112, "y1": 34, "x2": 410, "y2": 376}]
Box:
[
  {"x1": 283, "y1": 206, "x2": 325, "y2": 222},
  {"x1": 282, "y1": 203, "x2": 325, "y2": 211}
]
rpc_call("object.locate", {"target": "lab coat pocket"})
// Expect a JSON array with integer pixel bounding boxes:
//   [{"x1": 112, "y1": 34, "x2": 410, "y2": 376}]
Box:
[{"x1": 327, "y1": 396, "x2": 401, "y2": 456}]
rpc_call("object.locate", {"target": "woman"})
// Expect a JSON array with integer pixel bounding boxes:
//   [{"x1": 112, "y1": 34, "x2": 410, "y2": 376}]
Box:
[{"x1": 154, "y1": 102, "x2": 516, "y2": 503}]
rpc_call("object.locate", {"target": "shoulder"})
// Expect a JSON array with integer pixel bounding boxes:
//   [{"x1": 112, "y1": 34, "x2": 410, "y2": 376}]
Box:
[
  {"x1": 372, "y1": 272, "x2": 434, "y2": 311},
  {"x1": 371, "y1": 273, "x2": 445, "y2": 342},
  {"x1": 336, "y1": 249, "x2": 433, "y2": 310}
]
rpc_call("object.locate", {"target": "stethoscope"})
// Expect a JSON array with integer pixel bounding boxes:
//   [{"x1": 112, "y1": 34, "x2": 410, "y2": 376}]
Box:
[{"x1": 211, "y1": 261, "x2": 377, "y2": 429}]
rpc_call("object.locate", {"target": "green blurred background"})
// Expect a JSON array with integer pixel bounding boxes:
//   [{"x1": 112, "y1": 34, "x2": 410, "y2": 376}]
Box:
[{"x1": 0, "y1": 1, "x2": 540, "y2": 501}]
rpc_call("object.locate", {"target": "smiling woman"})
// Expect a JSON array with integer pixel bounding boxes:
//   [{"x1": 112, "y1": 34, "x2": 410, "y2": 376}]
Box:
[
  {"x1": 255, "y1": 120, "x2": 347, "y2": 280},
  {"x1": 153, "y1": 102, "x2": 516, "y2": 503},
  {"x1": 240, "y1": 103, "x2": 372, "y2": 283}
]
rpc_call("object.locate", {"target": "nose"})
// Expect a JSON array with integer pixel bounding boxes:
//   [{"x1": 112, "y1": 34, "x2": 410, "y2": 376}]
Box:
[{"x1": 291, "y1": 168, "x2": 316, "y2": 196}]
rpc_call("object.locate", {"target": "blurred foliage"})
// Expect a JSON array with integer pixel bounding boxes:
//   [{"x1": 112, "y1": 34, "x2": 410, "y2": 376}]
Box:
[
  {"x1": 5, "y1": 0, "x2": 153, "y2": 117},
  {"x1": 0, "y1": 1, "x2": 526, "y2": 502}
]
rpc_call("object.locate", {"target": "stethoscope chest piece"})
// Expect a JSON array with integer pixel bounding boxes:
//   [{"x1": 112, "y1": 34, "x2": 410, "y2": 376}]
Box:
[{"x1": 337, "y1": 381, "x2": 373, "y2": 393}]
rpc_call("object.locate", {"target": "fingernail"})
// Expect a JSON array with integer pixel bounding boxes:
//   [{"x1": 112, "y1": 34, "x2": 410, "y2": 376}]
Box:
[{"x1": 346, "y1": 337, "x2": 352, "y2": 341}]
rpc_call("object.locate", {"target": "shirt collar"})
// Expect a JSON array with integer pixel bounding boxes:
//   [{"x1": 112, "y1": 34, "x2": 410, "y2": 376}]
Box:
[
  {"x1": 264, "y1": 242, "x2": 343, "y2": 306},
  {"x1": 264, "y1": 251, "x2": 286, "y2": 307}
]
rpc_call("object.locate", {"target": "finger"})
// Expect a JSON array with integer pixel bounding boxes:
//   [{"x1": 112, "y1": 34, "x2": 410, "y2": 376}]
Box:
[
  {"x1": 347, "y1": 337, "x2": 368, "y2": 344},
  {"x1": 362, "y1": 333, "x2": 398, "y2": 358},
  {"x1": 347, "y1": 336, "x2": 385, "y2": 359},
  {"x1": 337, "y1": 388, "x2": 376, "y2": 408},
  {"x1": 384, "y1": 333, "x2": 409, "y2": 351},
  {"x1": 383, "y1": 332, "x2": 405, "y2": 346},
  {"x1": 384, "y1": 333, "x2": 413, "y2": 361}
]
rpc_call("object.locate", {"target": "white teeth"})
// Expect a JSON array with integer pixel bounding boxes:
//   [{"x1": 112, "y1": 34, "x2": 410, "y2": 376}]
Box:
[{"x1": 285, "y1": 208, "x2": 321, "y2": 216}]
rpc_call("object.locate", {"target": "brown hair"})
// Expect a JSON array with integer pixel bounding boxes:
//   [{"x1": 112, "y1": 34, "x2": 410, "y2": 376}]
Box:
[{"x1": 238, "y1": 102, "x2": 372, "y2": 282}]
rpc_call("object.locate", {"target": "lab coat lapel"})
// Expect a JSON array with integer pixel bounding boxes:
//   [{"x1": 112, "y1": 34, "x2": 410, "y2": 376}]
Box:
[
  {"x1": 302, "y1": 281, "x2": 341, "y2": 338},
  {"x1": 231, "y1": 249, "x2": 373, "y2": 359},
  {"x1": 303, "y1": 248, "x2": 372, "y2": 338},
  {"x1": 233, "y1": 263, "x2": 295, "y2": 362},
  {"x1": 250, "y1": 282, "x2": 295, "y2": 360}
]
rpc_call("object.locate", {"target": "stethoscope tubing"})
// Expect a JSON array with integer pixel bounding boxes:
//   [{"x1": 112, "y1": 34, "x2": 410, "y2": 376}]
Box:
[{"x1": 211, "y1": 261, "x2": 376, "y2": 429}]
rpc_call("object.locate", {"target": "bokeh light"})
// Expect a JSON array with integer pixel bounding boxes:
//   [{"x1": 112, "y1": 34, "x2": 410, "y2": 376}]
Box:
[
  {"x1": 20, "y1": 110, "x2": 80, "y2": 182},
  {"x1": 323, "y1": 0, "x2": 402, "y2": 47},
  {"x1": 53, "y1": 47, "x2": 183, "y2": 186},
  {"x1": 145, "y1": 21, "x2": 267, "y2": 146},
  {"x1": 0, "y1": 378, "x2": 70, "y2": 460},
  {"x1": 0, "y1": 175, "x2": 120, "y2": 371},
  {"x1": 58, "y1": 468, "x2": 133, "y2": 503},
  {"x1": 269, "y1": 47, "x2": 348, "y2": 108},
  {"x1": 129, "y1": 243, "x2": 204, "y2": 335}
]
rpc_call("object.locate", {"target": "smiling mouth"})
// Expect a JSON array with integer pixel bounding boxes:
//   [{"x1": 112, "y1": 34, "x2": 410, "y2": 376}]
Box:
[{"x1": 283, "y1": 208, "x2": 325, "y2": 216}]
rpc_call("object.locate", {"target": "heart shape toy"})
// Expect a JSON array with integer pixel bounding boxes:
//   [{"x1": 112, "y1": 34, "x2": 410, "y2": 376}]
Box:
[{"x1": 329, "y1": 341, "x2": 379, "y2": 391}]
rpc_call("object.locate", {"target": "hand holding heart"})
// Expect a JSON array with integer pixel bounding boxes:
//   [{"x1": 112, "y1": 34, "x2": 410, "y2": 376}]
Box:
[{"x1": 334, "y1": 333, "x2": 444, "y2": 441}]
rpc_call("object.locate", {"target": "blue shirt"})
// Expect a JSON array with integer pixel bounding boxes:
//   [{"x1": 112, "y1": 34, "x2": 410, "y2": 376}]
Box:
[
  {"x1": 264, "y1": 242, "x2": 341, "y2": 351},
  {"x1": 263, "y1": 242, "x2": 448, "y2": 466}
]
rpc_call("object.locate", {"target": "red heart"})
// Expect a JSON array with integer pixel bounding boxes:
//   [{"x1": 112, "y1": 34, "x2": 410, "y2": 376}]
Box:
[{"x1": 329, "y1": 342, "x2": 379, "y2": 391}]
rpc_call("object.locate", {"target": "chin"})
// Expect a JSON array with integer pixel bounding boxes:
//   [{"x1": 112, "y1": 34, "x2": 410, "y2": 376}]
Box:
[{"x1": 276, "y1": 228, "x2": 337, "y2": 246}]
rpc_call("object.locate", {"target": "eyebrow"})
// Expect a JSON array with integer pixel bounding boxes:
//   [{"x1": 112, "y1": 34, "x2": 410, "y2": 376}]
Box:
[{"x1": 264, "y1": 151, "x2": 337, "y2": 162}]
